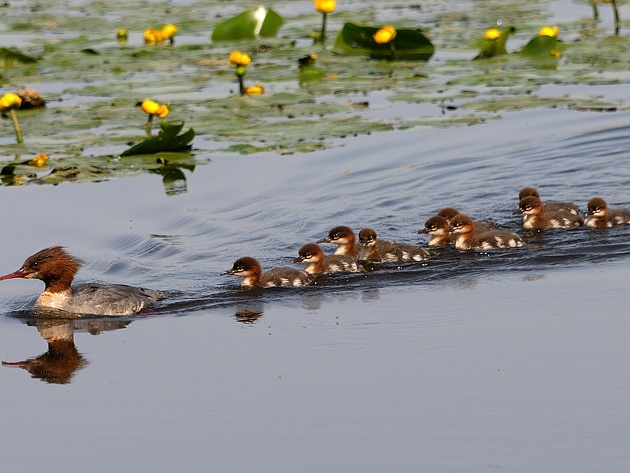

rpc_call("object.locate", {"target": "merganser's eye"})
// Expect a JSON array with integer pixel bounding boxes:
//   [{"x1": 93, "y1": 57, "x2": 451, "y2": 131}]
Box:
[{"x1": 32, "y1": 261, "x2": 39, "y2": 267}]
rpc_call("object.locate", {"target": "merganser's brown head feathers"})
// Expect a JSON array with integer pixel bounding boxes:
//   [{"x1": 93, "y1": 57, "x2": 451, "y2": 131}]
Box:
[
  {"x1": 0, "y1": 246, "x2": 83, "y2": 293},
  {"x1": 358, "y1": 228, "x2": 378, "y2": 247},
  {"x1": 517, "y1": 196, "x2": 544, "y2": 215},
  {"x1": 587, "y1": 197, "x2": 607, "y2": 216},
  {"x1": 293, "y1": 243, "x2": 324, "y2": 264},
  {"x1": 436, "y1": 208, "x2": 460, "y2": 222},
  {"x1": 317, "y1": 226, "x2": 355, "y2": 245},
  {"x1": 421, "y1": 216, "x2": 450, "y2": 235},
  {"x1": 518, "y1": 187, "x2": 541, "y2": 200},
  {"x1": 220, "y1": 257, "x2": 261, "y2": 278}
]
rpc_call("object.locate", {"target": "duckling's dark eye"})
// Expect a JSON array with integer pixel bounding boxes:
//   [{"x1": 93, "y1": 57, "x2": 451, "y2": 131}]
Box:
[{"x1": 429, "y1": 225, "x2": 437, "y2": 231}]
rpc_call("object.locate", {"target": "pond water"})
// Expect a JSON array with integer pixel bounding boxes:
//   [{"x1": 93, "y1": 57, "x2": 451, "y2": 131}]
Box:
[
  {"x1": 2, "y1": 104, "x2": 630, "y2": 472},
  {"x1": 2, "y1": 1, "x2": 630, "y2": 472}
]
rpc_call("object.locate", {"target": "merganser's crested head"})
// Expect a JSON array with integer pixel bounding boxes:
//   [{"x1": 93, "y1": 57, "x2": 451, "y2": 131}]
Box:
[{"x1": 0, "y1": 246, "x2": 83, "y2": 292}]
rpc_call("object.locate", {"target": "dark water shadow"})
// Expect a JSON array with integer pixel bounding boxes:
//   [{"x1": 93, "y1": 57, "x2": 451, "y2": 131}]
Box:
[{"x1": 2, "y1": 317, "x2": 130, "y2": 384}]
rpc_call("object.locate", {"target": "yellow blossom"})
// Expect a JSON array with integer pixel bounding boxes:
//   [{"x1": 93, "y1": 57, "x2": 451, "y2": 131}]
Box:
[
  {"x1": 116, "y1": 28, "x2": 128, "y2": 43},
  {"x1": 245, "y1": 84, "x2": 265, "y2": 96},
  {"x1": 229, "y1": 50, "x2": 251, "y2": 67},
  {"x1": 28, "y1": 154, "x2": 48, "y2": 167},
  {"x1": 373, "y1": 25, "x2": 397, "y2": 44},
  {"x1": 314, "y1": 0, "x2": 336, "y2": 13},
  {"x1": 539, "y1": 25, "x2": 558, "y2": 37},
  {"x1": 155, "y1": 104, "x2": 169, "y2": 118},
  {"x1": 141, "y1": 99, "x2": 169, "y2": 118},
  {"x1": 0, "y1": 93, "x2": 22, "y2": 111},
  {"x1": 485, "y1": 28, "x2": 501, "y2": 40},
  {"x1": 144, "y1": 28, "x2": 164, "y2": 45},
  {"x1": 161, "y1": 24, "x2": 178, "y2": 39}
]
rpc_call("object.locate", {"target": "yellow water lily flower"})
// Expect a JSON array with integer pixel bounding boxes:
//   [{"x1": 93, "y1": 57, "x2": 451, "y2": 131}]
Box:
[
  {"x1": 485, "y1": 28, "x2": 501, "y2": 40},
  {"x1": 314, "y1": 0, "x2": 336, "y2": 13},
  {"x1": 116, "y1": 28, "x2": 128, "y2": 44},
  {"x1": 0, "y1": 92, "x2": 22, "y2": 111},
  {"x1": 144, "y1": 28, "x2": 164, "y2": 45},
  {"x1": 229, "y1": 50, "x2": 251, "y2": 67},
  {"x1": 245, "y1": 84, "x2": 265, "y2": 96},
  {"x1": 1, "y1": 92, "x2": 23, "y2": 143},
  {"x1": 141, "y1": 99, "x2": 169, "y2": 118},
  {"x1": 539, "y1": 25, "x2": 558, "y2": 37},
  {"x1": 373, "y1": 25, "x2": 397, "y2": 44},
  {"x1": 161, "y1": 24, "x2": 178, "y2": 40},
  {"x1": 155, "y1": 104, "x2": 169, "y2": 118},
  {"x1": 28, "y1": 154, "x2": 48, "y2": 167}
]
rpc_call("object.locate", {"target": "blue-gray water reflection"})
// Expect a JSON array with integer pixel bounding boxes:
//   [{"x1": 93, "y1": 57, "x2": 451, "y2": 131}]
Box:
[{"x1": 2, "y1": 106, "x2": 630, "y2": 472}]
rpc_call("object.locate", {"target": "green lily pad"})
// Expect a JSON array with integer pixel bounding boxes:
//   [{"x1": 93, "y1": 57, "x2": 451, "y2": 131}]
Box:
[
  {"x1": 333, "y1": 22, "x2": 434, "y2": 61},
  {"x1": 518, "y1": 35, "x2": 564, "y2": 57},
  {"x1": 0, "y1": 47, "x2": 38, "y2": 67},
  {"x1": 474, "y1": 26, "x2": 516, "y2": 59},
  {"x1": 211, "y1": 7, "x2": 284, "y2": 41},
  {"x1": 120, "y1": 121, "x2": 194, "y2": 157}
]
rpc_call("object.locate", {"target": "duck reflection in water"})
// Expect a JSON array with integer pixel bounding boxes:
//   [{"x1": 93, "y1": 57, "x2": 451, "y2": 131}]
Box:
[{"x1": 2, "y1": 318, "x2": 130, "y2": 384}]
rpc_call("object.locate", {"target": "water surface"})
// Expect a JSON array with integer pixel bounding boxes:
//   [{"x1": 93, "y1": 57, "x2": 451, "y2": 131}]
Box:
[{"x1": 2, "y1": 105, "x2": 630, "y2": 472}]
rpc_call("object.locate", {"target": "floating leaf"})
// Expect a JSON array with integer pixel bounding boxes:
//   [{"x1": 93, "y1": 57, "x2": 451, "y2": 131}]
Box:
[
  {"x1": 211, "y1": 6, "x2": 284, "y2": 41},
  {"x1": 519, "y1": 35, "x2": 564, "y2": 57},
  {"x1": 474, "y1": 26, "x2": 516, "y2": 59},
  {"x1": 333, "y1": 22, "x2": 434, "y2": 61},
  {"x1": 0, "y1": 47, "x2": 38, "y2": 67},
  {"x1": 120, "y1": 121, "x2": 194, "y2": 157},
  {"x1": 299, "y1": 65, "x2": 325, "y2": 84}
]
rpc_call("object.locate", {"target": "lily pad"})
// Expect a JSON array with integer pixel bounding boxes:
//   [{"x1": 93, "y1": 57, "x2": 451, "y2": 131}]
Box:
[
  {"x1": 333, "y1": 23, "x2": 435, "y2": 61},
  {"x1": 0, "y1": 47, "x2": 38, "y2": 67},
  {"x1": 120, "y1": 121, "x2": 194, "y2": 157},
  {"x1": 211, "y1": 7, "x2": 284, "y2": 41},
  {"x1": 518, "y1": 35, "x2": 565, "y2": 57}
]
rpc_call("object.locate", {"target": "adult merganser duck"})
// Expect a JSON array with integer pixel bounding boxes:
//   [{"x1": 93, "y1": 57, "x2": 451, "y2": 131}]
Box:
[
  {"x1": 585, "y1": 197, "x2": 630, "y2": 228},
  {"x1": 358, "y1": 228, "x2": 430, "y2": 263},
  {"x1": 221, "y1": 256, "x2": 311, "y2": 288},
  {"x1": 0, "y1": 246, "x2": 163, "y2": 316}
]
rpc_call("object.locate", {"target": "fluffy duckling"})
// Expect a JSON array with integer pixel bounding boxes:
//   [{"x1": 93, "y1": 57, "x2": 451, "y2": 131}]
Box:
[
  {"x1": 293, "y1": 243, "x2": 360, "y2": 276},
  {"x1": 221, "y1": 257, "x2": 311, "y2": 288},
  {"x1": 516, "y1": 196, "x2": 583, "y2": 230},
  {"x1": 518, "y1": 187, "x2": 581, "y2": 215},
  {"x1": 450, "y1": 215, "x2": 524, "y2": 251},
  {"x1": 585, "y1": 197, "x2": 630, "y2": 228},
  {"x1": 358, "y1": 228, "x2": 430, "y2": 262}
]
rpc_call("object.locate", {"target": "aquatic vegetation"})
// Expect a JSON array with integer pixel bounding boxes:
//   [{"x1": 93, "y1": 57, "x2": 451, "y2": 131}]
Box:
[
  {"x1": 314, "y1": 0, "x2": 336, "y2": 43},
  {"x1": 212, "y1": 7, "x2": 284, "y2": 41},
  {"x1": 334, "y1": 23, "x2": 434, "y2": 61},
  {"x1": 474, "y1": 27, "x2": 516, "y2": 59},
  {"x1": 140, "y1": 99, "x2": 169, "y2": 135},
  {"x1": 0, "y1": 92, "x2": 23, "y2": 143},
  {"x1": 120, "y1": 121, "x2": 194, "y2": 157},
  {"x1": 0, "y1": 0, "x2": 628, "y2": 186}
]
